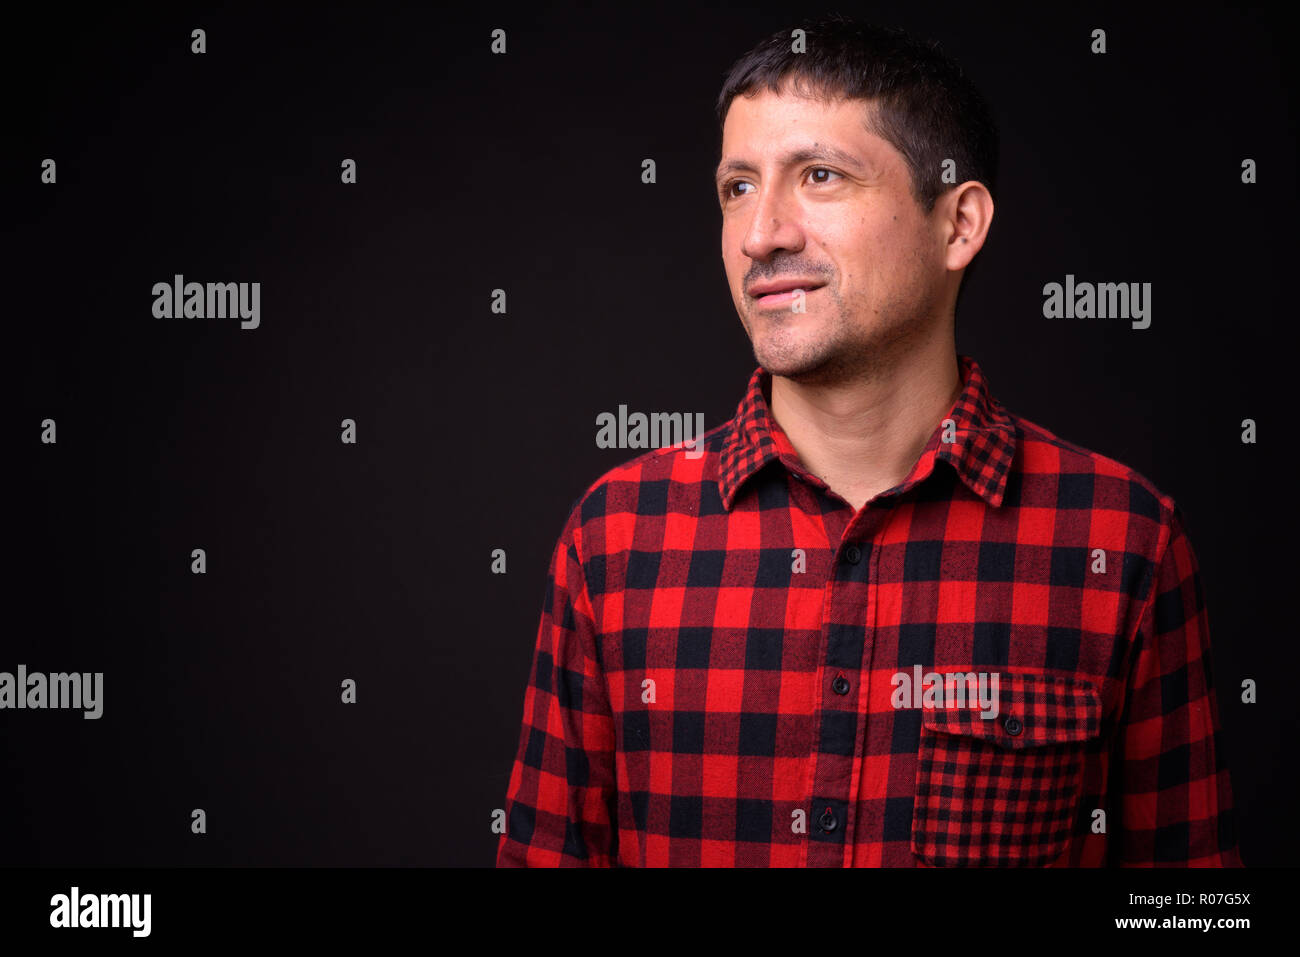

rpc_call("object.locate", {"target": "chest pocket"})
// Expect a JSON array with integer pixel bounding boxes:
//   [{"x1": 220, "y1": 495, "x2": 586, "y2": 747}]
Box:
[{"x1": 910, "y1": 671, "x2": 1102, "y2": 867}]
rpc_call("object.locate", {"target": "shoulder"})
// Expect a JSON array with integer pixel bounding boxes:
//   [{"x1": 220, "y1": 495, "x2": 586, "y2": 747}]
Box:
[
  {"x1": 557, "y1": 421, "x2": 734, "y2": 547},
  {"x1": 1004, "y1": 409, "x2": 1188, "y2": 580}
]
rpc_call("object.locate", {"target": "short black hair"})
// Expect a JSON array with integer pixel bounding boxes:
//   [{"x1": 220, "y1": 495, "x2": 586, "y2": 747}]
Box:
[{"x1": 715, "y1": 15, "x2": 1000, "y2": 215}]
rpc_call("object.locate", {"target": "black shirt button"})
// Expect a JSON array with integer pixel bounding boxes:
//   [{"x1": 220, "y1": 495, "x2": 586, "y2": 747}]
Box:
[
  {"x1": 818, "y1": 807, "x2": 838, "y2": 832},
  {"x1": 832, "y1": 675, "x2": 850, "y2": 695},
  {"x1": 844, "y1": 545, "x2": 861, "y2": 564},
  {"x1": 1003, "y1": 716, "x2": 1022, "y2": 736}
]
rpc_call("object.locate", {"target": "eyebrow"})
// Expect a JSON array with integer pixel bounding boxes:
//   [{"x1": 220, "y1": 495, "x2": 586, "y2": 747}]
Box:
[{"x1": 714, "y1": 144, "x2": 867, "y2": 183}]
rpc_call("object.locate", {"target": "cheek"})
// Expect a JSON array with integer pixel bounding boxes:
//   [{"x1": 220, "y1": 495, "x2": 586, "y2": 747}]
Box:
[
  {"x1": 831, "y1": 223, "x2": 893, "y2": 284},
  {"x1": 849, "y1": 216, "x2": 918, "y2": 271},
  {"x1": 721, "y1": 228, "x2": 743, "y2": 282}
]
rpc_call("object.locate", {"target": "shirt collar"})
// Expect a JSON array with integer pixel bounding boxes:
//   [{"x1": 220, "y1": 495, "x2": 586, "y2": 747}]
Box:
[{"x1": 717, "y1": 354, "x2": 1017, "y2": 511}]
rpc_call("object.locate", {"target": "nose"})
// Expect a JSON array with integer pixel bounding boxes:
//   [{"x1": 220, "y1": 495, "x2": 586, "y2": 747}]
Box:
[{"x1": 741, "y1": 187, "x2": 805, "y2": 262}]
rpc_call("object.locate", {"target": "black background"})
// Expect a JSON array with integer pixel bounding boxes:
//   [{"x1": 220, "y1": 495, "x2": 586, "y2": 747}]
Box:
[{"x1": 6, "y1": 0, "x2": 1295, "y2": 866}]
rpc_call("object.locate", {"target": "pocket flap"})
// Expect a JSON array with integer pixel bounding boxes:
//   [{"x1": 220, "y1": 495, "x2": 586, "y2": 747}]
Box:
[{"x1": 919, "y1": 671, "x2": 1101, "y2": 749}]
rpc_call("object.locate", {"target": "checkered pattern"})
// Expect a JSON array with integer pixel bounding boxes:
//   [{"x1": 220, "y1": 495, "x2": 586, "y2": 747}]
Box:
[
  {"x1": 496, "y1": 354, "x2": 1243, "y2": 867},
  {"x1": 912, "y1": 673, "x2": 1100, "y2": 866}
]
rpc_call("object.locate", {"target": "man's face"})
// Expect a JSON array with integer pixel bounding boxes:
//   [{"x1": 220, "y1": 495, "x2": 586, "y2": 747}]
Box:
[{"x1": 717, "y1": 87, "x2": 950, "y2": 384}]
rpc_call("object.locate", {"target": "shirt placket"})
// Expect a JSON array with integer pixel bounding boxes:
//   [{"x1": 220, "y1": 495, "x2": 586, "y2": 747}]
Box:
[{"x1": 804, "y1": 502, "x2": 891, "y2": 866}]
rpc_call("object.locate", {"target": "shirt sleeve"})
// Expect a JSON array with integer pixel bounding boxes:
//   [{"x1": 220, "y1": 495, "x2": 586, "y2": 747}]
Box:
[
  {"x1": 496, "y1": 502, "x2": 618, "y2": 866},
  {"x1": 1110, "y1": 505, "x2": 1244, "y2": 866}
]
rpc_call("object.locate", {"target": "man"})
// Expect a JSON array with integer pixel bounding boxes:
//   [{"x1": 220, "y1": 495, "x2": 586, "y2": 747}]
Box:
[{"x1": 496, "y1": 16, "x2": 1242, "y2": 867}]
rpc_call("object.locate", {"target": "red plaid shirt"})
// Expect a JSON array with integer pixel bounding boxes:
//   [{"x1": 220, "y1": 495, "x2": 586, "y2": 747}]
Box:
[{"x1": 496, "y1": 354, "x2": 1243, "y2": 867}]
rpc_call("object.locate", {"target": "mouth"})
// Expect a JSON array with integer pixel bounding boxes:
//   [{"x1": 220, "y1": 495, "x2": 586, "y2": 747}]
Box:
[{"x1": 751, "y1": 284, "x2": 824, "y2": 308}]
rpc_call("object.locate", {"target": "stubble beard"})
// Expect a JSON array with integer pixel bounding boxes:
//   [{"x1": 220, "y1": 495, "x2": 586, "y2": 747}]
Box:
[{"x1": 748, "y1": 287, "x2": 924, "y2": 389}]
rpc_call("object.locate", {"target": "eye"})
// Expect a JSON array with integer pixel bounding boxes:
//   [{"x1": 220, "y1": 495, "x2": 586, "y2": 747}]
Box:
[
  {"x1": 718, "y1": 178, "x2": 752, "y2": 200},
  {"x1": 718, "y1": 168, "x2": 843, "y2": 202},
  {"x1": 806, "y1": 167, "x2": 842, "y2": 185}
]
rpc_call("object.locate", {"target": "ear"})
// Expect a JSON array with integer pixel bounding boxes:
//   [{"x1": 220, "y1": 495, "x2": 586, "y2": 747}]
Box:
[{"x1": 944, "y1": 181, "x2": 994, "y2": 272}]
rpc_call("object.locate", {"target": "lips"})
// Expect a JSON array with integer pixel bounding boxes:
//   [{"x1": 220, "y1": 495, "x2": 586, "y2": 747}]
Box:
[
  {"x1": 749, "y1": 282, "x2": 825, "y2": 310},
  {"x1": 749, "y1": 278, "x2": 825, "y2": 298}
]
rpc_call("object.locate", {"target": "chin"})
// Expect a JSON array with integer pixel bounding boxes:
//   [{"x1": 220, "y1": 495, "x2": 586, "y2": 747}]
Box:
[
  {"x1": 753, "y1": 331, "x2": 816, "y2": 366},
  {"x1": 754, "y1": 350, "x2": 827, "y2": 380}
]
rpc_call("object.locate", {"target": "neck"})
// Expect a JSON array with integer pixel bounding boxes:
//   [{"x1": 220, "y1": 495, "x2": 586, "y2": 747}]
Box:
[{"x1": 768, "y1": 333, "x2": 962, "y2": 512}]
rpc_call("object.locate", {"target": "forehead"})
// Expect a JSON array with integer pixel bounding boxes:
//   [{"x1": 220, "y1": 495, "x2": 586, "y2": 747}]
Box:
[{"x1": 718, "y1": 88, "x2": 894, "y2": 175}]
